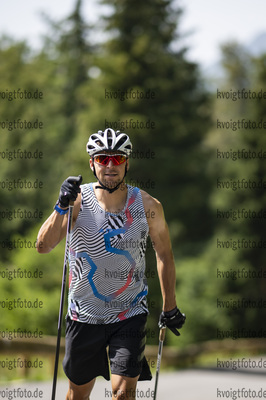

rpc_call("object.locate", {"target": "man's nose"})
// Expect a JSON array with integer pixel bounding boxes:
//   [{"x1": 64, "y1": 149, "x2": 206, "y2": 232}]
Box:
[{"x1": 106, "y1": 158, "x2": 114, "y2": 167}]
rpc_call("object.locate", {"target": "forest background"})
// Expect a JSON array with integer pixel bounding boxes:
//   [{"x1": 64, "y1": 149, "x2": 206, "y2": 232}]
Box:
[{"x1": 0, "y1": 0, "x2": 265, "y2": 357}]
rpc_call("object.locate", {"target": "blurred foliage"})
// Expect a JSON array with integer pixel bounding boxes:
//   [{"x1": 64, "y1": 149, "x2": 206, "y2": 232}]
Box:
[{"x1": 0, "y1": 0, "x2": 265, "y2": 350}]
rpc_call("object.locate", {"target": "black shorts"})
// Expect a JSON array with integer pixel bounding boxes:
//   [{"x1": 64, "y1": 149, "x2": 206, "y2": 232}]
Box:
[{"x1": 63, "y1": 313, "x2": 152, "y2": 385}]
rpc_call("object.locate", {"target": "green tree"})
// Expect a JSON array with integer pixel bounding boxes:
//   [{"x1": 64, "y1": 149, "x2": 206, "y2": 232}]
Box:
[
  {"x1": 99, "y1": 0, "x2": 213, "y2": 253},
  {"x1": 190, "y1": 42, "x2": 266, "y2": 342},
  {"x1": 0, "y1": 0, "x2": 95, "y2": 334},
  {"x1": 95, "y1": 0, "x2": 213, "y2": 345}
]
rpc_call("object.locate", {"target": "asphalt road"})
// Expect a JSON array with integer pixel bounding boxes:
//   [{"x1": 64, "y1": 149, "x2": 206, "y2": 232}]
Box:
[{"x1": 1, "y1": 369, "x2": 266, "y2": 400}]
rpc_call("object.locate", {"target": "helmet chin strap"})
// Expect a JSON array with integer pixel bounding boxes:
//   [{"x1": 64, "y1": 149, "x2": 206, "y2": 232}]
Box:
[{"x1": 93, "y1": 163, "x2": 128, "y2": 194}]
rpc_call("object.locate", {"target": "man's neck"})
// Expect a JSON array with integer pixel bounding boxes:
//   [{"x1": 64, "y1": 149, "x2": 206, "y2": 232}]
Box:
[{"x1": 93, "y1": 182, "x2": 128, "y2": 214}]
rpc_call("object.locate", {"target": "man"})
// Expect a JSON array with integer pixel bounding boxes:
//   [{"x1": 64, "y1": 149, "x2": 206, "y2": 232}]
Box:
[{"x1": 37, "y1": 128, "x2": 185, "y2": 400}]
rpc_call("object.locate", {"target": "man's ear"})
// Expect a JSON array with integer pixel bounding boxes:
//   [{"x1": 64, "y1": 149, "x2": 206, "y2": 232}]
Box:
[
  {"x1": 126, "y1": 158, "x2": 129, "y2": 171},
  {"x1": 89, "y1": 158, "x2": 94, "y2": 172}
]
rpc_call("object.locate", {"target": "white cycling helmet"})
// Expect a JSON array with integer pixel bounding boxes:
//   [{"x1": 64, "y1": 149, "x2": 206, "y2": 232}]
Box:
[{"x1": 86, "y1": 128, "x2": 132, "y2": 156}]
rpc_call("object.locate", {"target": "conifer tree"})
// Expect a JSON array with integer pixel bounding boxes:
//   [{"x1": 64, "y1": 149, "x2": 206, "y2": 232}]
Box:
[
  {"x1": 99, "y1": 0, "x2": 213, "y2": 253},
  {"x1": 98, "y1": 0, "x2": 213, "y2": 343},
  {"x1": 204, "y1": 43, "x2": 266, "y2": 337}
]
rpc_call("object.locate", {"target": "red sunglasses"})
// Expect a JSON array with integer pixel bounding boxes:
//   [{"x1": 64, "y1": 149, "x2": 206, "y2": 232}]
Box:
[{"x1": 93, "y1": 154, "x2": 127, "y2": 166}]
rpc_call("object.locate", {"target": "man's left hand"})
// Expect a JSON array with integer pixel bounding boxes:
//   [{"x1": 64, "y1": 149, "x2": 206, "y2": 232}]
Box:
[{"x1": 158, "y1": 307, "x2": 186, "y2": 336}]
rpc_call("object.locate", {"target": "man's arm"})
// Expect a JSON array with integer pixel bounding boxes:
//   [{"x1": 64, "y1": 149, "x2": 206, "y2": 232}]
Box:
[
  {"x1": 141, "y1": 190, "x2": 176, "y2": 312},
  {"x1": 141, "y1": 190, "x2": 186, "y2": 335},
  {"x1": 36, "y1": 194, "x2": 81, "y2": 254},
  {"x1": 36, "y1": 176, "x2": 82, "y2": 253}
]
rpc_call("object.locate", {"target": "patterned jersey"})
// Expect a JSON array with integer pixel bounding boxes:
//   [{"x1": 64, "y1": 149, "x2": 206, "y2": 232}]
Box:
[{"x1": 67, "y1": 183, "x2": 149, "y2": 324}]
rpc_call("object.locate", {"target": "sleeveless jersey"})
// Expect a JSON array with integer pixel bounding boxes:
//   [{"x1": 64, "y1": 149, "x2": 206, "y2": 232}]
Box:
[{"x1": 67, "y1": 183, "x2": 149, "y2": 324}]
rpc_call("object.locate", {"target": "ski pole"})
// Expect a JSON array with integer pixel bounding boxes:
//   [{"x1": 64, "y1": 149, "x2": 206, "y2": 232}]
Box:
[
  {"x1": 153, "y1": 326, "x2": 166, "y2": 400},
  {"x1": 51, "y1": 200, "x2": 74, "y2": 400}
]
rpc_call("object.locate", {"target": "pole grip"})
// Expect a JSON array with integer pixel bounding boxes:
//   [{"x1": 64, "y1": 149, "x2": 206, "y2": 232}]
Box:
[{"x1": 159, "y1": 327, "x2": 166, "y2": 341}]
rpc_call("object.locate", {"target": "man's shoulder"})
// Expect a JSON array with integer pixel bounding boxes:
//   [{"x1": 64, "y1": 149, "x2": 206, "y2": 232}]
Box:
[
  {"x1": 139, "y1": 189, "x2": 163, "y2": 216},
  {"x1": 80, "y1": 182, "x2": 93, "y2": 188},
  {"x1": 80, "y1": 182, "x2": 94, "y2": 193}
]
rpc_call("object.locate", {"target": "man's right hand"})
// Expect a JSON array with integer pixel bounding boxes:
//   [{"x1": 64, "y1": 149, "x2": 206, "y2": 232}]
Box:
[{"x1": 58, "y1": 175, "x2": 83, "y2": 208}]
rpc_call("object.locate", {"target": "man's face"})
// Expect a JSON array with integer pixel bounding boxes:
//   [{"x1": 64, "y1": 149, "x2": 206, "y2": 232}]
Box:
[{"x1": 90, "y1": 151, "x2": 129, "y2": 190}]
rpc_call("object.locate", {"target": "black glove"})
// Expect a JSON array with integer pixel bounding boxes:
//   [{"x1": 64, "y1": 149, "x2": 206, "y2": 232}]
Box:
[
  {"x1": 58, "y1": 175, "x2": 83, "y2": 208},
  {"x1": 159, "y1": 306, "x2": 186, "y2": 336}
]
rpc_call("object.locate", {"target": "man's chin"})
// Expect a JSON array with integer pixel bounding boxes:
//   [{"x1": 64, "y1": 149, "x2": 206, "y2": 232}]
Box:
[{"x1": 102, "y1": 179, "x2": 121, "y2": 189}]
